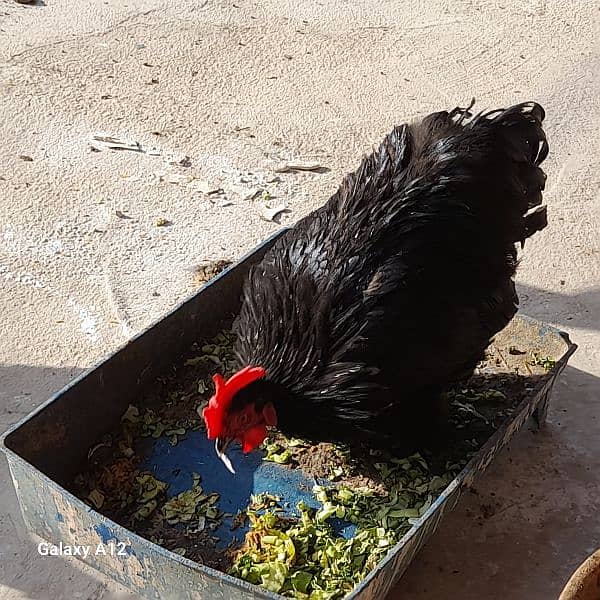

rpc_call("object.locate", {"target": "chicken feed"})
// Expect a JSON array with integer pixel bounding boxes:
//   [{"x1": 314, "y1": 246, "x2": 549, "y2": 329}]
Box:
[{"x1": 74, "y1": 327, "x2": 554, "y2": 599}]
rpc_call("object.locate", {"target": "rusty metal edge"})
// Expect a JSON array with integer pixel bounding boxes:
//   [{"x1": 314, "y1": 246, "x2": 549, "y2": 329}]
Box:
[
  {"x1": 2, "y1": 320, "x2": 576, "y2": 600},
  {"x1": 4, "y1": 453, "x2": 279, "y2": 600},
  {"x1": 0, "y1": 221, "x2": 578, "y2": 600},
  {"x1": 347, "y1": 325, "x2": 577, "y2": 599}
]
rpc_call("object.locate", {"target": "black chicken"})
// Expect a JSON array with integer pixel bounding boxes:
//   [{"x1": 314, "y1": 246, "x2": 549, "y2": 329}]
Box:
[{"x1": 203, "y1": 101, "x2": 549, "y2": 471}]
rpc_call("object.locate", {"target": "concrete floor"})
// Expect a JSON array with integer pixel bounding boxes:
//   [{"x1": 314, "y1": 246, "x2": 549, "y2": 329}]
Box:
[{"x1": 1, "y1": 0, "x2": 599, "y2": 598}]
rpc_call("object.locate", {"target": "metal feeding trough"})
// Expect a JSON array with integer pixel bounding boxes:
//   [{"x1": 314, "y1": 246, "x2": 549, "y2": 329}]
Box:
[{"x1": 1, "y1": 229, "x2": 577, "y2": 600}]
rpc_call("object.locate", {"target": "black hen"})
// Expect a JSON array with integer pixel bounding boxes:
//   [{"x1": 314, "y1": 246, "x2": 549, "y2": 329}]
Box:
[{"x1": 203, "y1": 101, "x2": 549, "y2": 462}]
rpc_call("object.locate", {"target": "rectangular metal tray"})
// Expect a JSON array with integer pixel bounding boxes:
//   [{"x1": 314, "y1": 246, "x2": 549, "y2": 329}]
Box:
[{"x1": 1, "y1": 229, "x2": 577, "y2": 600}]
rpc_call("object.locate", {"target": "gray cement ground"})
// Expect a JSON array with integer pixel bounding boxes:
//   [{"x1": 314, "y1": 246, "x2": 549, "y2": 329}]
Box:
[{"x1": 1, "y1": 1, "x2": 599, "y2": 598}]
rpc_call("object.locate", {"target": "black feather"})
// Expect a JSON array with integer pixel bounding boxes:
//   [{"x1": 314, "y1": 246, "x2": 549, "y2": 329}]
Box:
[{"x1": 232, "y1": 101, "x2": 549, "y2": 449}]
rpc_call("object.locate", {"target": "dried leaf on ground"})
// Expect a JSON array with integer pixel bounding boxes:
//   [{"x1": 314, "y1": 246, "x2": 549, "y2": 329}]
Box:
[
  {"x1": 260, "y1": 203, "x2": 287, "y2": 222},
  {"x1": 273, "y1": 161, "x2": 327, "y2": 173}
]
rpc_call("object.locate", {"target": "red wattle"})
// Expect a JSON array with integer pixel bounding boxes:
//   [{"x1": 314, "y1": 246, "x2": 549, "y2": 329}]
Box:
[{"x1": 241, "y1": 424, "x2": 268, "y2": 453}]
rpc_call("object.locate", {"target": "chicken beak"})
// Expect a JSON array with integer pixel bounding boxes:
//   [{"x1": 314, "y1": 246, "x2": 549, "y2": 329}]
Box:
[{"x1": 215, "y1": 438, "x2": 236, "y2": 475}]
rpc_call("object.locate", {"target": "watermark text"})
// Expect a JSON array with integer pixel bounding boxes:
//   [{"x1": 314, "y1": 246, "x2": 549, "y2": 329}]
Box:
[{"x1": 38, "y1": 541, "x2": 128, "y2": 559}]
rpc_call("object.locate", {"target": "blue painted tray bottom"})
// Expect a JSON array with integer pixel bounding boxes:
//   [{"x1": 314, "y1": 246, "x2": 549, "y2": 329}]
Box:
[{"x1": 140, "y1": 432, "x2": 354, "y2": 550}]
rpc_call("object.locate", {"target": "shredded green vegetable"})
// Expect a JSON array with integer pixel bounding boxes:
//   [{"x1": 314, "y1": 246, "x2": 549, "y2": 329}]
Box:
[
  {"x1": 79, "y1": 327, "x2": 535, "y2": 597},
  {"x1": 162, "y1": 473, "x2": 222, "y2": 525},
  {"x1": 263, "y1": 441, "x2": 293, "y2": 465},
  {"x1": 131, "y1": 473, "x2": 168, "y2": 522},
  {"x1": 529, "y1": 353, "x2": 556, "y2": 370},
  {"x1": 230, "y1": 453, "x2": 461, "y2": 598}
]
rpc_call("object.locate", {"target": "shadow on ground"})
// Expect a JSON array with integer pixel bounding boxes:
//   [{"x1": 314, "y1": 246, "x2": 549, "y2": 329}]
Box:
[
  {"x1": 517, "y1": 283, "x2": 600, "y2": 333},
  {"x1": 391, "y1": 364, "x2": 600, "y2": 600}
]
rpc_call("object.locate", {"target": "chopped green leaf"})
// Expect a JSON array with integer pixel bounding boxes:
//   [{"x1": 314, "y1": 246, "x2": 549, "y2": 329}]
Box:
[
  {"x1": 87, "y1": 489, "x2": 105, "y2": 509},
  {"x1": 121, "y1": 405, "x2": 140, "y2": 423}
]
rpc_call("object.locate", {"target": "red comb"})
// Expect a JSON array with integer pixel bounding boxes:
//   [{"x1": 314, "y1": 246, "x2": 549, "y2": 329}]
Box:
[{"x1": 202, "y1": 366, "x2": 267, "y2": 439}]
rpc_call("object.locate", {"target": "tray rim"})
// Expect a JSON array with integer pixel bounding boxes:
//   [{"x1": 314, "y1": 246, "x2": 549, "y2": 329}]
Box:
[
  {"x1": 348, "y1": 323, "x2": 577, "y2": 598},
  {"x1": 0, "y1": 225, "x2": 578, "y2": 600}
]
